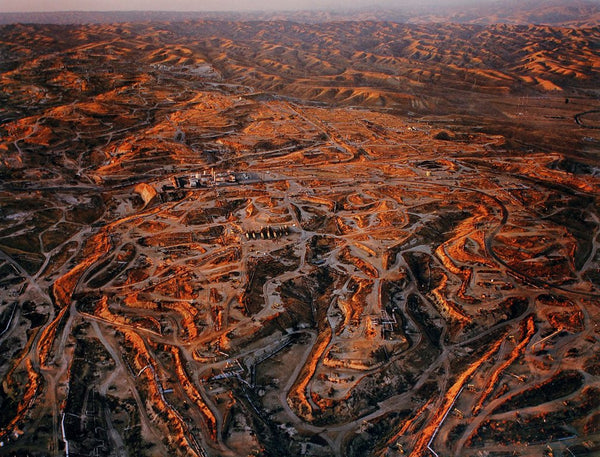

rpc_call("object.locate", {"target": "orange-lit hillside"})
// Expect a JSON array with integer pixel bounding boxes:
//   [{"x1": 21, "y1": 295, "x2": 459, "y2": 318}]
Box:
[{"x1": 0, "y1": 14, "x2": 599, "y2": 457}]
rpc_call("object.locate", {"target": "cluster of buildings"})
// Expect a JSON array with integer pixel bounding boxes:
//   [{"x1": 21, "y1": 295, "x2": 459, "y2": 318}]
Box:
[
  {"x1": 173, "y1": 170, "x2": 238, "y2": 189},
  {"x1": 244, "y1": 225, "x2": 291, "y2": 240}
]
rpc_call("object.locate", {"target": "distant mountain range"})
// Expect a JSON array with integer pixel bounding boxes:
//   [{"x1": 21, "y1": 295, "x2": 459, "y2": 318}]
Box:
[{"x1": 1, "y1": 0, "x2": 600, "y2": 26}]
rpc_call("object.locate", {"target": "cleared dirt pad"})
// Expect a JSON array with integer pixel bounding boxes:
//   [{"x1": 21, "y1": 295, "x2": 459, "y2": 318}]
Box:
[{"x1": 0, "y1": 17, "x2": 599, "y2": 457}]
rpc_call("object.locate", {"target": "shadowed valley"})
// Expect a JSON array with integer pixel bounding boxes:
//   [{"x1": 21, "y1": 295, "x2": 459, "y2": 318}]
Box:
[{"x1": 0, "y1": 16, "x2": 599, "y2": 457}]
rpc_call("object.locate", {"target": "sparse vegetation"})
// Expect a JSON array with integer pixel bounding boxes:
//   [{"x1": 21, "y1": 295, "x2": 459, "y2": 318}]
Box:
[{"x1": 0, "y1": 9, "x2": 599, "y2": 457}]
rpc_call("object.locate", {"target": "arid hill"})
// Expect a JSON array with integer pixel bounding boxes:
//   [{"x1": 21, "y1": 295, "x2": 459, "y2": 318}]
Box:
[
  {"x1": 2, "y1": 0, "x2": 600, "y2": 26},
  {"x1": 0, "y1": 17, "x2": 599, "y2": 457},
  {"x1": 1, "y1": 19, "x2": 599, "y2": 160}
]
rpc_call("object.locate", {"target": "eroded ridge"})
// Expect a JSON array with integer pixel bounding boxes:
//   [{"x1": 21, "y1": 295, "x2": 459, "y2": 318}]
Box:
[{"x1": 0, "y1": 19, "x2": 599, "y2": 457}]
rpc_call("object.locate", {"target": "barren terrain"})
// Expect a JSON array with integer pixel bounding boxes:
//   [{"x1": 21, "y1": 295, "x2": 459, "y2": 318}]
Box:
[{"x1": 0, "y1": 17, "x2": 599, "y2": 457}]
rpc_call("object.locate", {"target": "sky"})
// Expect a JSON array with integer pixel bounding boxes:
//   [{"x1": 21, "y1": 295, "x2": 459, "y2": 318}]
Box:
[{"x1": 0, "y1": 0, "x2": 482, "y2": 13}]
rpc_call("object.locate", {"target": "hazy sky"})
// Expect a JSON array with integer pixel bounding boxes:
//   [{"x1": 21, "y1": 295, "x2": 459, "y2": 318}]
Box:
[{"x1": 2, "y1": 0, "x2": 481, "y2": 13}]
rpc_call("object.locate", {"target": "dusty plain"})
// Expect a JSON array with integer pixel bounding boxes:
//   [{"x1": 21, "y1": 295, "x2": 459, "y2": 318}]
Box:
[{"x1": 0, "y1": 16, "x2": 599, "y2": 457}]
